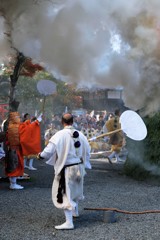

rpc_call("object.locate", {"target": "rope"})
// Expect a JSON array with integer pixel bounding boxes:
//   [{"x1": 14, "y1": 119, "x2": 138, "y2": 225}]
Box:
[{"x1": 84, "y1": 207, "x2": 160, "y2": 214}]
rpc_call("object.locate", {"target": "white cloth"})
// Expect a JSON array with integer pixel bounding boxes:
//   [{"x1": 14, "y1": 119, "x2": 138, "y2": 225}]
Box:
[
  {"x1": 37, "y1": 113, "x2": 43, "y2": 123},
  {"x1": 40, "y1": 126, "x2": 91, "y2": 210},
  {"x1": 42, "y1": 127, "x2": 91, "y2": 173}
]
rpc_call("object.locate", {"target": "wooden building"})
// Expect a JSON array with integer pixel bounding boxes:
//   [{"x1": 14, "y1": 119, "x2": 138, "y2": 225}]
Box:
[{"x1": 78, "y1": 88, "x2": 127, "y2": 112}]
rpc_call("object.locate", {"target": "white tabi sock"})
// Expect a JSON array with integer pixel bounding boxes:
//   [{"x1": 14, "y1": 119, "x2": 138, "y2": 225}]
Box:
[
  {"x1": 72, "y1": 201, "x2": 79, "y2": 217},
  {"x1": 55, "y1": 209, "x2": 74, "y2": 230},
  {"x1": 9, "y1": 177, "x2": 24, "y2": 190},
  {"x1": 9, "y1": 177, "x2": 16, "y2": 184},
  {"x1": 108, "y1": 151, "x2": 116, "y2": 160},
  {"x1": 24, "y1": 158, "x2": 28, "y2": 168},
  {"x1": 115, "y1": 153, "x2": 123, "y2": 162},
  {"x1": 28, "y1": 159, "x2": 37, "y2": 170}
]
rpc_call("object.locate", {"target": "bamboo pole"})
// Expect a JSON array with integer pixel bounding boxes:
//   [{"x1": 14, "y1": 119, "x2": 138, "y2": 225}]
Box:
[
  {"x1": 41, "y1": 95, "x2": 46, "y2": 115},
  {"x1": 88, "y1": 128, "x2": 121, "y2": 142}
]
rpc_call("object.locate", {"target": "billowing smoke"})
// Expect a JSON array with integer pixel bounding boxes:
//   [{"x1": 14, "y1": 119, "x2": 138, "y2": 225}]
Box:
[{"x1": 1, "y1": 0, "x2": 160, "y2": 114}]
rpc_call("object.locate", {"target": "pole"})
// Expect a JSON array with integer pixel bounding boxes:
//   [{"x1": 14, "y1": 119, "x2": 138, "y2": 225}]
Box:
[
  {"x1": 42, "y1": 95, "x2": 46, "y2": 115},
  {"x1": 88, "y1": 128, "x2": 121, "y2": 141}
]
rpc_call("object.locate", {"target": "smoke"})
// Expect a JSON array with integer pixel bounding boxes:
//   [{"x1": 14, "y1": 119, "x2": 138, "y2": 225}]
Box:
[
  {"x1": 1, "y1": 0, "x2": 160, "y2": 114},
  {"x1": 0, "y1": 16, "x2": 12, "y2": 60}
]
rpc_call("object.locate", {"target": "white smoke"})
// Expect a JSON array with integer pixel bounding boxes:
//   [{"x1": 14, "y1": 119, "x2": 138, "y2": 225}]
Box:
[
  {"x1": 1, "y1": 0, "x2": 160, "y2": 114},
  {"x1": 0, "y1": 16, "x2": 12, "y2": 60}
]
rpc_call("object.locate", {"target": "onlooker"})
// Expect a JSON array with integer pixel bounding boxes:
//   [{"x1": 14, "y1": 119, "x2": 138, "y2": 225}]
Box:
[
  {"x1": 96, "y1": 115, "x2": 105, "y2": 128},
  {"x1": 22, "y1": 113, "x2": 30, "y2": 122},
  {"x1": 44, "y1": 123, "x2": 57, "y2": 146}
]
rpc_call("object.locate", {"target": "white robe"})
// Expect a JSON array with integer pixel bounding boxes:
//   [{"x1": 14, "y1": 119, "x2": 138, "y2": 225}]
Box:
[{"x1": 40, "y1": 126, "x2": 91, "y2": 210}]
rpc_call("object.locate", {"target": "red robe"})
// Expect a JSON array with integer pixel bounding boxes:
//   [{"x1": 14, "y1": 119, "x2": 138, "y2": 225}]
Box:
[{"x1": 19, "y1": 120, "x2": 41, "y2": 156}]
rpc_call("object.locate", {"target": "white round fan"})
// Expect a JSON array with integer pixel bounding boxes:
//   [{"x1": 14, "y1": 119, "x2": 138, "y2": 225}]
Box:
[
  {"x1": 120, "y1": 110, "x2": 147, "y2": 141},
  {"x1": 37, "y1": 80, "x2": 57, "y2": 96}
]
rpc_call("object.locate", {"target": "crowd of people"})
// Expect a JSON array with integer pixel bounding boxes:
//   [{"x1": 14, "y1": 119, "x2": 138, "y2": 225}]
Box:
[
  {"x1": 44, "y1": 110, "x2": 126, "y2": 156},
  {"x1": 0, "y1": 109, "x2": 126, "y2": 171},
  {"x1": 45, "y1": 112, "x2": 109, "y2": 142}
]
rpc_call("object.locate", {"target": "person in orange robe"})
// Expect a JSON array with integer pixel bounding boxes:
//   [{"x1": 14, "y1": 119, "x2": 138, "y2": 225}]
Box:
[
  {"x1": 19, "y1": 117, "x2": 41, "y2": 158},
  {"x1": 4, "y1": 112, "x2": 41, "y2": 190},
  {"x1": 22, "y1": 114, "x2": 39, "y2": 170}
]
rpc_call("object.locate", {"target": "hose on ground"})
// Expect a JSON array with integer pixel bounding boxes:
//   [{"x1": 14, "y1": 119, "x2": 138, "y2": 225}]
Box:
[{"x1": 84, "y1": 207, "x2": 160, "y2": 214}]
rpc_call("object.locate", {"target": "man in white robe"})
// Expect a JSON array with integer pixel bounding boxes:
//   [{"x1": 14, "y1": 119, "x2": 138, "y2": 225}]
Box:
[{"x1": 38, "y1": 113, "x2": 91, "y2": 230}]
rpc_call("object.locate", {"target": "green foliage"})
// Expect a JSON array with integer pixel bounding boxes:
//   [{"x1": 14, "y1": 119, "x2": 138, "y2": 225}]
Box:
[
  {"x1": 0, "y1": 76, "x2": 10, "y2": 102},
  {"x1": 17, "y1": 76, "x2": 40, "y2": 98},
  {"x1": 34, "y1": 72, "x2": 82, "y2": 113},
  {"x1": 12, "y1": 71, "x2": 82, "y2": 116},
  {"x1": 123, "y1": 159, "x2": 150, "y2": 180},
  {"x1": 144, "y1": 113, "x2": 160, "y2": 165},
  {"x1": 124, "y1": 112, "x2": 160, "y2": 180}
]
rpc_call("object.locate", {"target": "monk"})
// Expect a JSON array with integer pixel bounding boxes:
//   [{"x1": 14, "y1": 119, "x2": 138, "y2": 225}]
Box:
[
  {"x1": 38, "y1": 113, "x2": 91, "y2": 230},
  {"x1": 105, "y1": 109, "x2": 124, "y2": 163},
  {"x1": 3, "y1": 112, "x2": 42, "y2": 190}
]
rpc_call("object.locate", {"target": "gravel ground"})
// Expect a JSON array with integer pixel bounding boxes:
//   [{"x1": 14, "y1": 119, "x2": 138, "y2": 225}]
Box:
[{"x1": 0, "y1": 157, "x2": 160, "y2": 240}]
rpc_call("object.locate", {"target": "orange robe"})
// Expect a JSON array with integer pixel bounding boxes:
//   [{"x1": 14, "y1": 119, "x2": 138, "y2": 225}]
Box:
[
  {"x1": 19, "y1": 120, "x2": 41, "y2": 156},
  {"x1": 5, "y1": 148, "x2": 24, "y2": 177}
]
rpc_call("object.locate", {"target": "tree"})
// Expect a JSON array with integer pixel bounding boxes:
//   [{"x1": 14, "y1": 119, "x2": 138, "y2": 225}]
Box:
[
  {"x1": 124, "y1": 113, "x2": 160, "y2": 180},
  {"x1": 8, "y1": 52, "x2": 26, "y2": 112},
  {"x1": 1, "y1": 53, "x2": 44, "y2": 113}
]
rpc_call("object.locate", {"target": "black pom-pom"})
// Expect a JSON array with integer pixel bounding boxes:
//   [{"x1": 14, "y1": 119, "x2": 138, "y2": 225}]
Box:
[
  {"x1": 74, "y1": 141, "x2": 81, "y2": 148},
  {"x1": 73, "y1": 131, "x2": 79, "y2": 138}
]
